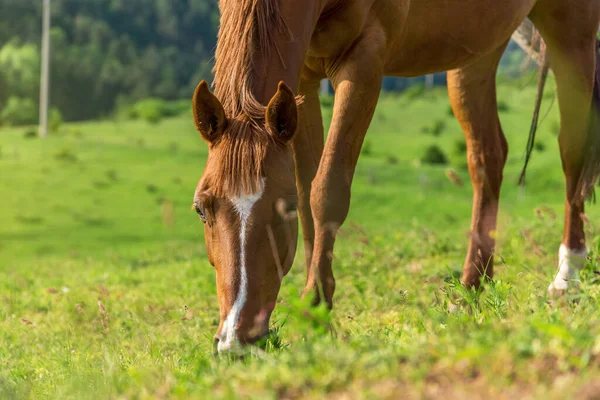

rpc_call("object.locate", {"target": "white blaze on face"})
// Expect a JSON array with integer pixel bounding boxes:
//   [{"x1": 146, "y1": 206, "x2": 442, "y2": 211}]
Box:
[
  {"x1": 217, "y1": 181, "x2": 265, "y2": 353},
  {"x1": 548, "y1": 244, "x2": 587, "y2": 295}
]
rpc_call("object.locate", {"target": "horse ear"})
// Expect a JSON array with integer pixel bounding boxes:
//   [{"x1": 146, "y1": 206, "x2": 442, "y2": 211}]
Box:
[
  {"x1": 192, "y1": 81, "x2": 226, "y2": 143},
  {"x1": 265, "y1": 81, "x2": 298, "y2": 143}
]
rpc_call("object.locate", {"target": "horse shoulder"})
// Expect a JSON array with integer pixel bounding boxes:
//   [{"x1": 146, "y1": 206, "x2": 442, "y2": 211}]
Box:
[{"x1": 307, "y1": 0, "x2": 377, "y2": 58}]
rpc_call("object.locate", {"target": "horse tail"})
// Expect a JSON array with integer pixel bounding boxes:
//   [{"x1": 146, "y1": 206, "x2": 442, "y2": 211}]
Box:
[
  {"x1": 519, "y1": 39, "x2": 600, "y2": 203},
  {"x1": 518, "y1": 48, "x2": 550, "y2": 186},
  {"x1": 575, "y1": 39, "x2": 600, "y2": 202}
]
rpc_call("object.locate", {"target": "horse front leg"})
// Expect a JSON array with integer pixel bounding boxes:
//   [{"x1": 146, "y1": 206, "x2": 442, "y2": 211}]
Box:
[
  {"x1": 292, "y1": 77, "x2": 325, "y2": 278},
  {"x1": 302, "y1": 28, "x2": 385, "y2": 309}
]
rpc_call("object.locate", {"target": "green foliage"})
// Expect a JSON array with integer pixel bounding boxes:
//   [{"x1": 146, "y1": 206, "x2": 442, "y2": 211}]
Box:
[
  {"x1": 23, "y1": 129, "x2": 37, "y2": 139},
  {"x1": 0, "y1": 96, "x2": 37, "y2": 126},
  {"x1": 497, "y1": 100, "x2": 511, "y2": 112},
  {"x1": 450, "y1": 139, "x2": 469, "y2": 170},
  {"x1": 125, "y1": 98, "x2": 189, "y2": 124},
  {"x1": 402, "y1": 83, "x2": 426, "y2": 100},
  {"x1": 0, "y1": 97, "x2": 63, "y2": 130},
  {"x1": 534, "y1": 140, "x2": 546, "y2": 152},
  {"x1": 454, "y1": 139, "x2": 467, "y2": 155},
  {"x1": 137, "y1": 101, "x2": 164, "y2": 125},
  {"x1": 0, "y1": 39, "x2": 40, "y2": 106},
  {"x1": 0, "y1": 0, "x2": 219, "y2": 121},
  {"x1": 320, "y1": 95, "x2": 334, "y2": 109},
  {"x1": 551, "y1": 120, "x2": 561, "y2": 136},
  {"x1": 385, "y1": 154, "x2": 399, "y2": 165},
  {"x1": 421, "y1": 144, "x2": 449, "y2": 165},
  {"x1": 421, "y1": 119, "x2": 446, "y2": 136},
  {"x1": 49, "y1": 108, "x2": 64, "y2": 133},
  {"x1": 54, "y1": 147, "x2": 78, "y2": 162},
  {"x1": 361, "y1": 140, "x2": 373, "y2": 156}
]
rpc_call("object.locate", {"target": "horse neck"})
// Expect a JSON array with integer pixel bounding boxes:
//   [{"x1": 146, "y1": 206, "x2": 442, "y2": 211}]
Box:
[
  {"x1": 259, "y1": 5, "x2": 319, "y2": 99},
  {"x1": 239, "y1": 1, "x2": 325, "y2": 106}
]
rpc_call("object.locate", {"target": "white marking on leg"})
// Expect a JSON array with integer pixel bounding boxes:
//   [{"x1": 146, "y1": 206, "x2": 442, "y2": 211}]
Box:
[
  {"x1": 218, "y1": 181, "x2": 264, "y2": 353},
  {"x1": 548, "y1": 244, "x2": 587, "y2": 295}
]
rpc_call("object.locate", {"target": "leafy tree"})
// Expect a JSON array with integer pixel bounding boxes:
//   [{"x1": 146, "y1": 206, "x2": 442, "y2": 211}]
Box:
[
  {"x1": 0, "y1": 0, "x2": 219, "y2": 122},
  {"x1": 0, "y1": 39, "x2": 40, "y2": 99},
  {"x1": 0, "y1": 97, "x2": 37, "y2": 126}
]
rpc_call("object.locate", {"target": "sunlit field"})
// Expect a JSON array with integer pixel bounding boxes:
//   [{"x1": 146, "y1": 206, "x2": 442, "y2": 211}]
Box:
[{"x1": 1, "y1": 79, "x2": 600, "y2": 399}]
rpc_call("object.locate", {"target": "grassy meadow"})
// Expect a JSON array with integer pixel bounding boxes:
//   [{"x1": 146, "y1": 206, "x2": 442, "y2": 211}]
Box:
[{"x1": 1, "y1": 78, "x2": 600, "y2": 399}]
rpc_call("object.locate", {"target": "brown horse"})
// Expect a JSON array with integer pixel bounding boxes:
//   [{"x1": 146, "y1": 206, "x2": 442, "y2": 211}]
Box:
[{"x1": 192, "y1": 0, "x2": 600, "y2": 353}]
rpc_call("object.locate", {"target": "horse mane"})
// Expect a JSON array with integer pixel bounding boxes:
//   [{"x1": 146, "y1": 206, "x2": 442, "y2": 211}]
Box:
[
  {"x1": 205, "y1": 120, "x2": 270, "y2": 198},
  {"x1": 209, "y1": 0, "x2": 291, "y2": 197},
  {"x1": 213, "y1": 0, "x2": 288, "y2": 124}
]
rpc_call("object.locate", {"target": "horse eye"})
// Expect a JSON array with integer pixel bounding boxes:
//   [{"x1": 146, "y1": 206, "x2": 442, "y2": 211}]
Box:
[{"x1": 194, "y1": 202, "x2": 207, "y2": 223}]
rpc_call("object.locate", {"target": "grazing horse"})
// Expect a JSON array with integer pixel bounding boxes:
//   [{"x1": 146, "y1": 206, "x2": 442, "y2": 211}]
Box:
[{"x1": 192, "y1": 0, "x2": 600, "y2": 353}]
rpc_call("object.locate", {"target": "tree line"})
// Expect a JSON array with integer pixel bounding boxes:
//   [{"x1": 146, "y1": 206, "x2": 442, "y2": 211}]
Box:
[{"x1": 0, "y1": 0, "x2": 219, "y2": 122}]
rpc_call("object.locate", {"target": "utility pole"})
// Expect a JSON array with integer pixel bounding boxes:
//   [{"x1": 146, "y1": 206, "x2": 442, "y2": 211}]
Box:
[{"x1": 39, "y1": 0, "x2": 51, "y2": 138}]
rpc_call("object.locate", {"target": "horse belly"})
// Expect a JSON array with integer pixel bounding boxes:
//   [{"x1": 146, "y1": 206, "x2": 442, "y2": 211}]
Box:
[{"x1": 383, "y1": 0, "x2": 537, "y2": 76}]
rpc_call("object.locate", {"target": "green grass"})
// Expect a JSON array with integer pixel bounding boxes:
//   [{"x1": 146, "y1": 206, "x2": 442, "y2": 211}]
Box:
[{"x1": 1, "y1": 79, "x2": 600, "y2": 399}]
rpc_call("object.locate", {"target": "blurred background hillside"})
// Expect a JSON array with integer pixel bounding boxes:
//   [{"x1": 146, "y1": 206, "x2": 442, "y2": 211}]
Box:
[{"x1": 0, "y1": 0, "x2": 219, "y2": 124}]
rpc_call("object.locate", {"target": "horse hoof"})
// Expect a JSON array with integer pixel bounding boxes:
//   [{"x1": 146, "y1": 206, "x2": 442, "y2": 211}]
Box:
[
  {"x1": 548, "y1": 280, "x2": 580, "y2": 301},
  {"x1": 547, "y1": 283, "x2": 567, "y2": 298}
]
